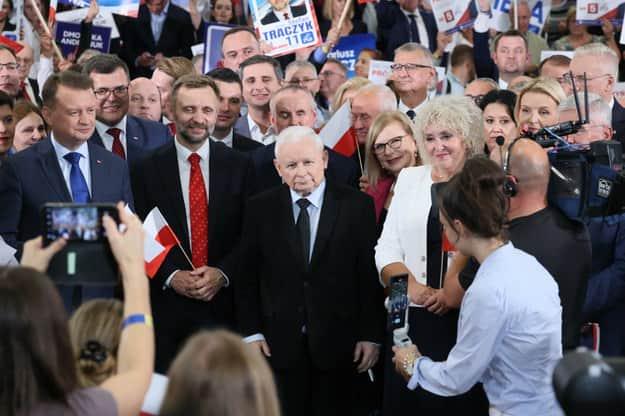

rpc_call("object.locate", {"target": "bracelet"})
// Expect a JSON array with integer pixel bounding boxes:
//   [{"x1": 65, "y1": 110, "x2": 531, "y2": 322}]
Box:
[{"x1": 122, "y1": 314, "x2": 153, "y2": 330}]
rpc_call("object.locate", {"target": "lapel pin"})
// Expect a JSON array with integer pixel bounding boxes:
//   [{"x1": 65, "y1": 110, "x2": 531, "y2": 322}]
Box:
[
  {"x1": 132, "y1": 136, "x2": 139, "y2": 141},
  {"x1": 96, "y1": 159, "x2": 102, "y2": 164}
]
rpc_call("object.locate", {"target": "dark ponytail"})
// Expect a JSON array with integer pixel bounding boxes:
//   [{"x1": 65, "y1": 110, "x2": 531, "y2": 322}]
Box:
[{"x1": 439, "y1": 156, "x2": 509, "y2": 240}]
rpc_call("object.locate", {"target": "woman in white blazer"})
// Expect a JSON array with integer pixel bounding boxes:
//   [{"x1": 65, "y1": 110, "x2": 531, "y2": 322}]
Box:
[{"x1": 376, "y1": 96, "x2": 488, "y2": 415}]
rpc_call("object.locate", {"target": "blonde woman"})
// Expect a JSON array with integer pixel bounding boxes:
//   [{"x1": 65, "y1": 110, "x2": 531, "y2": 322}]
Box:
[
  {"x1": 516, "y1": 77, "x2": 565, "y2": 137},
  {"x1": 331, "y1": 76, "x2": 370, "y2": 113}
]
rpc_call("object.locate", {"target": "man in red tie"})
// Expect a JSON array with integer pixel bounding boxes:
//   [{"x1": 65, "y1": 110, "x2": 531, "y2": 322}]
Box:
[
  {"x1": 82, "y1": 54, "x2": 171, "y2": 167},
  {"x1": 15, "y1": 42, "x2": 41, "y2": 106},
  {"x1": 130, "y1": 74, "x2": 253, "y2": 372}
]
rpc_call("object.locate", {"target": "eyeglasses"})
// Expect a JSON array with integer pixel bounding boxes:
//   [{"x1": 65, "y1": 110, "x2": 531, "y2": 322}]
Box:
[
  {"x1": 562, "y1": 73, "x2": 612, "y2": 84},
  {"x1": 286, "y1": 78, "x2": 318, "y2": 86},
  {"x1": 319, "y1": 71, "x2": 344, "y2": 78},
  {"x1": 390, "y1": 63, "x2": 432, "y2": 73},
  {"x1": 465, "y1": 94, "x2": 485, "y2": 106},
  {"x1": 94, "y1": 85, "x2": 129, "y2": 99},
  {"x1": 372, "y1": 135, "x2": 405, "y2": 154},
  {"x1": 0, "y1": 62, "x2": 19, "y2": 71}
]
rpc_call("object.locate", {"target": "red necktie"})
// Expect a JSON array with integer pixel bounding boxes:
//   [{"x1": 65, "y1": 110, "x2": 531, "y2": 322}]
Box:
[
  {"x1": 168, "y1": 122, "x2": 177, "y2": 136},
  {"x1": 20, "y1": 82, "x2": 32, "y2": 103},
  {"x1": 106, "y1": 128, "x2": 126, "y2": 160},
  {"x1": 188, "y1": 153, "x2": 208, "y2": 268}
]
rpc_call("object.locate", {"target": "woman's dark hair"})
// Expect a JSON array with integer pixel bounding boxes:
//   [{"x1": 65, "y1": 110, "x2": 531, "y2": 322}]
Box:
[
  {"x1": 439, "y1": 157, "x2": 509, "y2": 240},
  {"x1": 0, "y1": 267, "x2": 78, "y2": 416},
  {"x1": 479, "y1": 89, "x2": 517, "y2": 124}
]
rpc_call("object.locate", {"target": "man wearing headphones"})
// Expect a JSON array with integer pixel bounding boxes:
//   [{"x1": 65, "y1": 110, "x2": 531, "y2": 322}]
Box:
[{"x1": 429, "y1": 139, "x2": 592, "y2": 350}]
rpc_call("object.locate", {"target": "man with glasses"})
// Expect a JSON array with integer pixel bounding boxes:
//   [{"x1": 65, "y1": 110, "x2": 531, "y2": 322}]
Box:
[
  {"x1": 390, "y1": 43, "x2": 435, "y2": 120},
  {"x1": 538, "y1": 54, "x2": 571, "y2": 94},
  {"x1": 15, "y1": 42, "x2": 41, "y2": 106},
  {"x1": 318, "y1": 58, "x2": 347, "y2": 110},
  {"x1": 464, "y1": 78, "x2": 498, "y2": 107},
  {"x1": 570, "y1": 43, "x2": 625, "y2": 148},
  {"x1": 284, "y1": 60, "x2": 328, "y2": 128},
  {"x1": 0, "y1": 45, "x2": 21, "y2": 99},
  {"x1": 82, "y1": 54, "x2": 171, "y2": 167}
]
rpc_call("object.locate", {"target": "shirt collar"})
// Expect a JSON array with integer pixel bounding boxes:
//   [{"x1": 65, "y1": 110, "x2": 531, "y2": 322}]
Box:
[
  {"x1": 290, "y1": 179, "x2": 326, "y2": 206},
  {"x1": 398, "y1": 97, "x2": 427, "y2": 113},
  {"x1": 609, "y1": 96, "x2": 615, "y2": 110},
  {"x1": 174, "y1": 136, "x2": 210, "y2": 164},
  {"x1": 400, "y1": 7, "x2": 421, "y2": 20},
  {"x1": 211, "y1": 129, "x2": 234, "y2": 147},
  {"x1": 248, "y1": 114, "x2": 275, "y2": 139},
  {"x1": 498, "y1": 78, "x2": 508, "y2": 90},
  {"x1": 50, "y1": 132, "x2": 89, "y2": 160},
  {"x1": 95, "y1": 115, "x2": 127, "y2": 139},
  {"x1": 151, "y1": 0, "x2": 170, "y2": 17}
]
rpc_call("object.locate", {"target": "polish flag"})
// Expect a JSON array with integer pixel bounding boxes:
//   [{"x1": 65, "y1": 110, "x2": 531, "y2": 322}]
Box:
[
  {"x1": 48, "y1": 0, "x2": 58, "y2": 25},
  {"x1": 143, "y1": 207, "x2": 179, "y2": 278},
  {"x1": 319, "y1": 101, "x2": 357, "y2": 157}
]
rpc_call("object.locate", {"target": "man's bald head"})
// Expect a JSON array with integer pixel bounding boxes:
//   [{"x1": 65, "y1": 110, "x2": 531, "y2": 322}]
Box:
[
  {"x1": 509, "y1": 138, "x2": 550, "y2": 196},
  {"x1": 129, "y1": 77, "x2": 162, "y2": 121}
]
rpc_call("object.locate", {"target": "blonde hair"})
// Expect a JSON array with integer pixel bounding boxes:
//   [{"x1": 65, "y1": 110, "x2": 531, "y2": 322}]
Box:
[
  {"x1": 515, "y1": 77, "x2": 566, "y2": 121},
  {"x1": 365, "y1": 111, "x2": 419, "y2": 188},
  {"x1": 68, "y1": 299, "x2": 123, "y2": 388},
  {"x1": 414, "y1": 95, "x2": 485, "y2": 164},
  {"x1": 331, "y1": 76, "x2": 370, "y2": 113},
  {"x1": 155, "y1": 56, "x2": 196, "y2": 79},
  {"x1": 160, "y1": 330, "x2": 281, "y2": 416},
  {"x1": 322, "y1": 0, "x2": 354, "y2": 21}
]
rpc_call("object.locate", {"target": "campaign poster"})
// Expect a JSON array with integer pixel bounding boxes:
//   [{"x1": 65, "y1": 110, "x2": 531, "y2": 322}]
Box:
[
  {"x1": 56, "y1": 8, "x2": 120, "y2": 38},
  {"x1": 368, "y1": 59, "x2": 393, "y2": 85},
  {"x1": 250, "y1": 0, "x2": 321, "y2": 57},
  {"x1": 490, "y1": 0, "x2": 552, "y2": 34},
  {"x1": 55, "y1": 21, "x2": 111, "y2": 57},
  {"x1": 326, "y1": 33, "x2": 375, "y2": 78},
  {"x1": 576, "y1": 0, "x2": 623, "y2": 25},
  {"x1": 431, "y1": 0, "x2": 476, "y2": 34},
  {"x1": 202, "y1": 23, "x2": 235, "y2": 74},
  {"x1": 57, "y1": 0, "x2": 140, "y2": 17}
]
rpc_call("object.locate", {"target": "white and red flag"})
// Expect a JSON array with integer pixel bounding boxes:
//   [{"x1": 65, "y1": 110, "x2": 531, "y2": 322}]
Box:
[
  {"x1": 143, "y1": 207, "x2": 179, "y2": 278},
  {"x1": 319, "y1": 101, "x2": 358, "y2": 158}
]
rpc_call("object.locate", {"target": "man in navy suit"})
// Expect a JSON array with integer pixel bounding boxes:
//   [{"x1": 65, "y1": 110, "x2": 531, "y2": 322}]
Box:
[
  {"x1": 0, "y1": 71, "x2": 133, "y2": 308},
  {"x1": 261, "y1": 0, "x2": 307, "y2": 24},
  {"x1": 376, "y1": 0, "x2": 438, "y2": 60},
  {"x1": 82, "y1": 54, "x2": 171, "y2": 168}
]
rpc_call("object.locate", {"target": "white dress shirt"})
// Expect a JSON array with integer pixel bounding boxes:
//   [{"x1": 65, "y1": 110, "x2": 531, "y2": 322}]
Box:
[
  {"x1": 400, "y1": 7, "x2": 430, "y2": 50},
  {"x1": 272, "y1": 5, "x2": 294, "y2": 21},
  {"x1": 248, "y1": 114, "x2": 275, "y2": 145},
  {"x1": 150, "y1": 1, "x2": 170, "y2": 43},
  {"x1": 398, "y1": 97, "x2": 428, "y2": 116},
  {"x1": 50, "y1": 133, "x2": 92, "y2": 197},
  {"x1": 211, "y1": 129, "x2": 234, "y2": 148},
  {"x1": 407, "y1": 243, "x2": 563, "y2": 416},
  {"x1": 498, "y1": 78, "x2": 509, "y2": 90},
  {"x1": 95, "y1": 116, "x2": 127, "y2": 154}
]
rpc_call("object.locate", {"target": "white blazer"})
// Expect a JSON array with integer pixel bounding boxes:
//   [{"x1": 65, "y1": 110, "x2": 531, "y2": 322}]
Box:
[{"x1": 375, "y1": 165, "x2": 433, "y2": 290}]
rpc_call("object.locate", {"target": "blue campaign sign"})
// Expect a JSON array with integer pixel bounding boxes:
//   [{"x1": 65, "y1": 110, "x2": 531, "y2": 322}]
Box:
[
  {"x1": 55, "y1": 21, "x2": 111, "y2": 58},
  {"x1": 203, "y1": 23, "x2": 236, "y2": 73},
  {"x1": 326, "y1": 33, "x2": 376, "y2": 78}
]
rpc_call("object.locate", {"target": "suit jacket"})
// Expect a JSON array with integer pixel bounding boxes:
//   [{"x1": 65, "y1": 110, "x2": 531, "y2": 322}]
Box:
[
  {"x1": 26, "y1": 78, "x2": 42, "y2": 107},
  {"x1": 611, "y1": 99, "x2": 625, "y2": 148},
  {"x1": 0, "y1": 138, "x2": 134, "y2": 250},
  {"x1": 250, "y1": 142, "x2": 360, "y2": 194},
  {"x1": 233, "y1": 132, "x2": 262, "y2": 152},
  {"x1": 236, "y1": 181, "x2": 384, "y2": 370},
  {"x1": 261, "y1": 4, "x2": 307, "y2": 24},
  {"x1": 131, "y1": 139, "x2": 253, "y2": 331},
  {"x1": 89, "y1": 115, "x2": 172, "y2": 167},
  {"x1": 121, "y1": 3, "x2": 195, "y2": 78},
  {"x1": 376, "y1": 1, "x2": 438, "y2": 60}
]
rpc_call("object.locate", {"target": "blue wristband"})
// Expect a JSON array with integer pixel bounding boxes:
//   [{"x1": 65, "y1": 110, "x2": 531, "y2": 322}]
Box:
[{"x1": 122, "y1": 314, "x2": 153, "y2": 330}]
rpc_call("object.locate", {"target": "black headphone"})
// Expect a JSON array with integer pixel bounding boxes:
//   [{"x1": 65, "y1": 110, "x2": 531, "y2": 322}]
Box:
[{"x1": 502, "y1": 138, "x2": 520, "y2": 197}]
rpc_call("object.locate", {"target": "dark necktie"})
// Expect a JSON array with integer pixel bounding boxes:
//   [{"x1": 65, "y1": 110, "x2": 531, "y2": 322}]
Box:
[
  {"x1": 406, "y1": 110, "x2": 416, "y2": 121},
  {"x1": 106, "y1": 128, "x2": 126, "y2": 160},
  {"x1": 63, "y1": 152, "x2": 90, "y2": 203},
  {"x1": 188, "y1": 153, "x2": 208, "y2": 268},
  {"x1": 296, "y1": 198, "x2": 311, "y2": 263},
  {"x1": 408, "y1": 14, "x2": 419, "y2": 43},
  {"x1": 283, "y1": 12, "x2": 289, "y2": 19}
]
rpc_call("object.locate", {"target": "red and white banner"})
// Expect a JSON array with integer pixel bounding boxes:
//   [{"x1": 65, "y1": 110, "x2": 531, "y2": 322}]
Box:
[
  {"x1": 431, "y1": 0, "x2": 475, "y2": 33},
  {"x1": 319, "y1": 101, "x2": 357, "y2": 157},
  {"x1": 576, "y1": 0, "x2": 623, "y2": 25},
  {"x1": 143, "y1": 207, "x2": 179, "y2": 278}
]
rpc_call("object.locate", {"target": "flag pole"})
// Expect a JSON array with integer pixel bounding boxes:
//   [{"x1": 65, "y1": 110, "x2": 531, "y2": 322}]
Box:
[
  {"x1": 322, "y1": 0, "x2": 352, "y2": 53},
  {"x1": 28, "y1": 0, "x2": 63, "y2": 61},
  {"x1": 354, "y1": 131, "x2": 364, "y2": 175},
  {"x1": 513, "y1": 0, "x2": 518, "y2": 30},
  {"x1": 174, "y1": 239, "x2": 196, "y2": 269}
]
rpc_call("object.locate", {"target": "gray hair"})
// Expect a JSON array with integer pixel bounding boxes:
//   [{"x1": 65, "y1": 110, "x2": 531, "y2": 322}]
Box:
[
  {"x1": 573, "y1": 43, "x2": 619, "y2": 78},
  {"x1": 471, "y1": 77, "x2": 500, "y2": 90},
  {"x1": 274, "y1": 126, "x2": 324, "y2": 159},
  {"x1": 353, "y1": 84, "x2": 398, "y2": 113},
  {"x1": 394, "y1": 43, "x2": 434, "y2": 67},
  {"x1": 559, "y1": 93, "x2": 612, "y2": 127},
  {"x1": 284, "y1": 60, "x2": 318, "y2": 78},
  {"x1": 269, "y1": 85, "x2": 316, "y2": 117}
]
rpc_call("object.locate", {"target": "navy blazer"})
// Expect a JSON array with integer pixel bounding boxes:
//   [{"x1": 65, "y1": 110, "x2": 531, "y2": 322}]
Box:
[
  {"x1": 582, "y1": 213, "x2": 625, "y2": 356},
  {"x1": 250, "y1": 142, "x2": 360, "y2": 195},
  {"x1": 89, "y1": 115, "x2": 172, "y2": 167},
  {"x1": 233, "y1": 132, "x2": 262, "y2": 152},
  {"x1": 0, "y1": 138, "x2": 134, "y2": 249},
  {"x1": 376, "y1": 1, "x2": 438, "y2": 60},
  {"x1": 611, "y1": 99, "x2": 625, "y2": 148}
]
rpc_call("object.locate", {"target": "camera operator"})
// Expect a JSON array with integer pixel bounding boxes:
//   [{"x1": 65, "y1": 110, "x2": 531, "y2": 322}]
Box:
[
  {"x1": 428, "y1": 139, "x2": 592, "y2": 350},
  {"x1": 558, "y1": 94, "x2": 625, "y2": 356}
]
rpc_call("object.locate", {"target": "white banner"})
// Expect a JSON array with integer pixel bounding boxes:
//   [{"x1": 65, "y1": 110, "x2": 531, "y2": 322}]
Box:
[
  {"x1": 490, "y1": 0, "x2": 552, "y2": 34},
  {"x1": 431, "y1": 0, "x2": 475, "y2": 33},
  {"x1": 368, "y1": 59, "x2": 393, "y2": 85},
  {"x1": 576, "y1": 0, "x2": 623, "y2": 25}
]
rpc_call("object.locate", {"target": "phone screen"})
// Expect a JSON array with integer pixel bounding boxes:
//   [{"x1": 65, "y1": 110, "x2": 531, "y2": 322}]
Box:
[
  {"x1": 388, "y1": 274, "x2": 409, "y2": 330},
  {"x1": 43, "y1": 204, "x2": 117, "y2": 243}
]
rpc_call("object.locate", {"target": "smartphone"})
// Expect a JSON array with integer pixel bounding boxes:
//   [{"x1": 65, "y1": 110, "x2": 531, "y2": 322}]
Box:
[
  {"x1": 388, "y1": 274, "x2": 409, "y2": 331},
  {"x1": 42, "y1": 203, "x2": 119, "y2": 244}
]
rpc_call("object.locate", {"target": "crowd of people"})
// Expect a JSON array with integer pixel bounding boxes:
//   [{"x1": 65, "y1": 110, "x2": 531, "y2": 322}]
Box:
[{"x1": 0, "y1": 0, "x2": 624, "y2": 415}]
